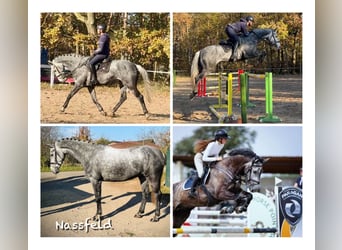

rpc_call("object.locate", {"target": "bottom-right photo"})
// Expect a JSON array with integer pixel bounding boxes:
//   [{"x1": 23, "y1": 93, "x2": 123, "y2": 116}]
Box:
[{"x1": 172, "y1": 125, "x2": 302, "y2": 238}]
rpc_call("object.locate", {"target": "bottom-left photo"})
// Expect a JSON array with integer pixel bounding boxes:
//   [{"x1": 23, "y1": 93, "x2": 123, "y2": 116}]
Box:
[{"x1": 40, "y1": 125, "x2": 170, "y2": 237}]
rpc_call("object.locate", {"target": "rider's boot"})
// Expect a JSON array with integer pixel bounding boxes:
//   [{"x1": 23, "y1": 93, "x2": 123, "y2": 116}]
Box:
[
  {"x1": 230, "y1": 41, "x2": 239, "y2": 62},
  {"x1": 188, "y1": 176, "x2": 201, "y2": 198},
  {"x1": 89, "y1": 64, "x2": 99, "y2": 85}
]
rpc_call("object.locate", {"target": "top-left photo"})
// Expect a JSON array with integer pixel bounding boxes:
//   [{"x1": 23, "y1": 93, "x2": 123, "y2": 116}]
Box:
[{"x1": 40, "y1": 13, "x2": 170, "y2": 124}]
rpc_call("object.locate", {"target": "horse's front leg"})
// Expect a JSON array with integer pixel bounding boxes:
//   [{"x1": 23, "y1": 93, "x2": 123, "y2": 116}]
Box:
[
  {"x1": 61, "y1": 85, "x2": 83, "y2": 112},
  {"x1": 235, "y1": 190, "x2": 253, "y2": 213},
  {"x1": 90, "y1": 178, "x2": 103, "y2": 221},
  {"x1": 87, "y1": 86, "x2": 107, "y2": 116}
]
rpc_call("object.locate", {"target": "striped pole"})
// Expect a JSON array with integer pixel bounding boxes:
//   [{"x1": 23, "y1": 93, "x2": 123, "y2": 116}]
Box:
[{"x1": 173, "y1": 227, "x2": 277, "y2": 234}]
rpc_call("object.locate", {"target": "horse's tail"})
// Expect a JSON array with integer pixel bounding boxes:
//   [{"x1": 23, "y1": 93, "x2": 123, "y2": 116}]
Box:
[
  {"x1": 135, "y1": 64, "x2": 152, "y2": 103},
  {"x1": 190, "y1": 51, "x2": 201, "y2": 92}
]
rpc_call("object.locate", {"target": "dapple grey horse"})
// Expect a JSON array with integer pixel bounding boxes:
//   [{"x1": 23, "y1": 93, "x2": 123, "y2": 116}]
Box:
[
  {"x1": 49, "y1": 54, "x2": 152, "y2": 118},
  {"x1": 190, "y1": 28, "x2": 281, "y2": 99},
  {"x1": 49, "y1": 138, "x2": 166, "y2": 222}
]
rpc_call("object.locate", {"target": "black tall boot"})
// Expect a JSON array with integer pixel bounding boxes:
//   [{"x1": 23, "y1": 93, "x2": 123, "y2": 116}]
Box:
[
  {"x1": 188, "y1": 176, "x2": 201, "y2": 198},
  {"x1": 90, "y1": 64, "x2": 99, "y2": 85},
  {"x1": 230, "y1": 41, "x2": 239, "y2": 62}
]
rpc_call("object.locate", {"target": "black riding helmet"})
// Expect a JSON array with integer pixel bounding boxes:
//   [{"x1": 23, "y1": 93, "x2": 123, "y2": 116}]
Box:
[
  {"x1": 246, "y1": 16, "x2": 254, "y2": 22},
  {"x1": 214, "y1": 129, "x2": 230, "y2": 140}
]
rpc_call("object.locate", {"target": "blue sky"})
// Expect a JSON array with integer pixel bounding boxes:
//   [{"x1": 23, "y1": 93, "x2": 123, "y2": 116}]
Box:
[
  {"x1": 57, "y1": 125, "x2": 302, "y2": 156},
  {"x1": 173, "y1": 125, "x2": 302, "y2": 156},
  {"x1": 59, "y1": 125, "x2": 169, "y2": 142}
]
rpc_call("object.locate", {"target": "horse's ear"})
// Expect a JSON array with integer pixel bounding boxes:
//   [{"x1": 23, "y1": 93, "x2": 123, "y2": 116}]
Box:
[
  {"x1": 263, "y1": 157, "x2": 270, "y2": 163},
  {"x1": 46, "y1": 144, "x2": 54, "y2": 148},
  {"x1": 48, "y1": 60, "x2": 52, "y2": 65}
]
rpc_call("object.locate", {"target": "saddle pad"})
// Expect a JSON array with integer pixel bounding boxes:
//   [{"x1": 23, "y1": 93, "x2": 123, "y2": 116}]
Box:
[{"x1": 182, "y1": 169, "x2": 211, "y2": 190}]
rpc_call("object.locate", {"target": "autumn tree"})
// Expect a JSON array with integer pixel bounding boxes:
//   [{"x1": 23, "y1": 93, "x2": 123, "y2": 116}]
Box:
[
  {"x1": 173, "y1": 13, "x2": 302, "y2": 74},
  {"x1": 41, "y1": 13, "x2": 170, "y2": 74}
]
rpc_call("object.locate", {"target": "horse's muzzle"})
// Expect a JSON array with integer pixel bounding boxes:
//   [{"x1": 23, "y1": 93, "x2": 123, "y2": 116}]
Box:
[{"x1": 50, "y1": 165, "x2": 60, "y2": 174}]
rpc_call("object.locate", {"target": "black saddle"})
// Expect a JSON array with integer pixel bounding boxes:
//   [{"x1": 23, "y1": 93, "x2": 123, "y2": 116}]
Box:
[{"x1": 97, "y1": 57, "x2": 112, "y2": 73}]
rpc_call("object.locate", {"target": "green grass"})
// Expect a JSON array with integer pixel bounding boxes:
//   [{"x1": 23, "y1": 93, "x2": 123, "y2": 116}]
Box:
[{"x1": 41, "y1": 164, "x2": 83, "y2": 172}]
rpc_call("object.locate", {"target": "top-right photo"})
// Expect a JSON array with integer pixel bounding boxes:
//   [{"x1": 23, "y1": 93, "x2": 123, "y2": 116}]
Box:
[{"x1": 173, "y1": 13, "x2": 302, "y2": 124}]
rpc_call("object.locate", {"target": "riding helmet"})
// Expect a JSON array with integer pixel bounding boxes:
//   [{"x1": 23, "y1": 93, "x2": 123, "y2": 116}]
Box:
[
  {"x1": 97, "y1": 24, "x2": 106, "y2": 31},
  {"x1": 214, "y1": 129, "x2": 229, "y2": 140},
  {"x1": 246, "y1": 16, "x2": 254, "y2": 22}
]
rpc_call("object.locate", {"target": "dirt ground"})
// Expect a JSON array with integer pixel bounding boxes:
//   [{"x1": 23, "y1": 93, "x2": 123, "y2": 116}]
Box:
[
  {"x1": 40, "y1": 83, "x2": 170, "y2": 124},
  {"x1": 173, "y1": 75, "x2": 302, "y2": 123},
  {"x1": 41, "y1": 171, "x2": 170, "y2": 237}
]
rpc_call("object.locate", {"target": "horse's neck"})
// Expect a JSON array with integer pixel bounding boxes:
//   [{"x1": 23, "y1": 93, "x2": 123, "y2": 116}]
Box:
[
  {"x1": 60, "y1": 56, "x2": 86, "y2": 70},
  {"x1": 251, "y1": 29, "x2": 271, "y2": 40},
  {"x1": 58, "y1": 140, "x2": 96, "y2": 165}
]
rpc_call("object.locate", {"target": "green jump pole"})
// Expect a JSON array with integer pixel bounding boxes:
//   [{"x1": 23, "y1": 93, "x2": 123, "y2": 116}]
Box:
[
  {"x1": 240, "y1": 73, "x2": 248, "y2": 123},
  {"x1": 259, "y1": 72, "x2": 281, "y2": 123}
]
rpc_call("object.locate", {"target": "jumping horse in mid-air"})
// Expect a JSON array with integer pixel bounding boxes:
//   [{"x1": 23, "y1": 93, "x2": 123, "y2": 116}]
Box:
[
  {"x1": 173, "y1": 148, "x2": 268, "y2": 229},
  {"x1": 49, "y1": 138, "x2": 165, "y2": 222},
  {"x1": 49, "y1": 54, "x2": 152, "y2": 118},
  {"x1": 190, "y1": 28, "x2": 281, "y2": 99}
]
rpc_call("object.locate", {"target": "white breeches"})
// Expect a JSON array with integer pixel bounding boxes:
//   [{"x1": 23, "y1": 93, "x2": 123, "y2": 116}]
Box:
[{"x1": 194, "y1": 153, "x2": 204, "y2": 177}]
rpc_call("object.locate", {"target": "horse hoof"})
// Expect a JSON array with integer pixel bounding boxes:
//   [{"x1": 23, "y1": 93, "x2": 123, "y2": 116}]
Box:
[
  {"x1": 60, "y1": 107, "x2": 65, "y2": 113},
  {"x1": 145, "y1": 113, "x2": 151, "y2": 119},
  {"x1": 92, "y1": 215, "x2": 101, "y2": 221},
  {"x1": 189, "y1": 92, "x2": 197, "y2": 100},
  {"x1": 100, "y1": 111, "x2": 107, "y2": 116},
  {"x1": 134, "y1": 213, "x2": 143, "y2": 218},
  {"x1": 220, "y1": 206, "x2": 234, "y2": 214},
  {"x1": 150, "y1": 216, "x2": 159, "y2": 222}
]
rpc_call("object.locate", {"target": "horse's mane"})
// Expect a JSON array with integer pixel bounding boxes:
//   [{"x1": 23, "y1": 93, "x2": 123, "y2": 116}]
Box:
[
  {"x1": 58, "y1": 137, "x2": 95, "y2": 144},
  {"x1": 228, "y1": 148, "x2": 256, "y2": 158},
  {"x1": 53, "y1": 53, "x2": 89, "y2": 63}
]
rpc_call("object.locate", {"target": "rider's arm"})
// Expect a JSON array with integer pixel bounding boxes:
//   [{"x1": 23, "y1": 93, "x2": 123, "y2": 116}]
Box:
[
  {"x1": 94, "y1": 34, "x2": 108, "y2": 54},
  {"x1": 202, "y1": 142, "x2": 223, "y2": 162},
  {"x1": 241, "y1": 23, "x2": 249, "y2": 36}
]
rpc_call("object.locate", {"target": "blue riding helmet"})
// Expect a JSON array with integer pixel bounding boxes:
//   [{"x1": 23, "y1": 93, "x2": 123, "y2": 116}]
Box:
[{"x1": 214, "y1": 129, "x2": 230, "y2": 140}]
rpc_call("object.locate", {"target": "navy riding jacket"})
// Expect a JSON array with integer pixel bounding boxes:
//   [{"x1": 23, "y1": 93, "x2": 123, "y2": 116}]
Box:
[
  {"x1": 94, "y1": 33, "x2": 110, "y2": 56},
  {"x1": 227, "y1": 18, "x2": 249, "y2": 36}
]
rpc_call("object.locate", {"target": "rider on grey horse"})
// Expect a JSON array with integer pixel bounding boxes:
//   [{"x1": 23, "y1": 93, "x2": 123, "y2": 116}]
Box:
[
  {"x1": 87, "y1": 24, "x2": 110, "y2": 84},
  {"x1": 225, "y1": 16, "x2": 254, "y2": 62}
]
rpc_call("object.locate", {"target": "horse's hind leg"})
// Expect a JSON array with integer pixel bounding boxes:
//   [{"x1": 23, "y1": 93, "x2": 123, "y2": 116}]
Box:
[
  {"x1": 112, "y1": 85, "x2": 127, "y2": 117},
  {"x1": 87, "y1": 86, "x2": 106, "y2": 116},
  {"x1": 135, "y1": 175, "x2": 149, "y2": 219},
  {"x1": 132, "y1": 88, "x2": 149, "y2": 118}
]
